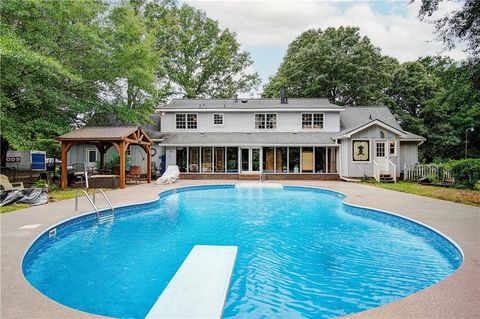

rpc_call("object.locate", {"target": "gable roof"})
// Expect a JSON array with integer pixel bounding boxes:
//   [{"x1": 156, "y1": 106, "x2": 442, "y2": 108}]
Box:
[
  {"x1": 159, "y1": 98, "x2": 343, "y2": 110},
  {"x1": 336, "y1": 107, "x2": 425, "y2": 141},
  {"x1": 58, "y1": 126, "x2": 152, "y2": 144}
]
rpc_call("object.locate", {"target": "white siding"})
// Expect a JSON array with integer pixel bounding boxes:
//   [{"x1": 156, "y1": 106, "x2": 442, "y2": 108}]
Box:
[
  {"x1": 161, "y1": 111, "x2": 340, "y2": 133},
  {"x1": 400, "y1": 142, "x2": 419, "y2": 171}
]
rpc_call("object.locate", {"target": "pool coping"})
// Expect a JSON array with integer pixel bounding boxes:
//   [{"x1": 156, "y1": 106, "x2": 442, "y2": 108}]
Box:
[{"x1": 1, "y1": 180, "x2": 479, "y2": 319}]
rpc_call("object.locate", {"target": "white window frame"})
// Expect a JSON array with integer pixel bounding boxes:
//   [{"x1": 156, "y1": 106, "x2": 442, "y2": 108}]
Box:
[
  {"x1": 388, "y1": 140, "x2": 397, "y2": 156},
  {"x1": 255, "y1": 113, "x2": 277, "y2": 130},
  {"x1": 302, "y1": 113, "x2": 324, "y2": 129},
  {"x1": 376, "y1": 141, "x2": 386, "y2": 157},
  {"x1": 213, "y1": 113, "x2": 224, "y2": 126},
  {"x1": 176, "y1": 113, "x2": 198, "y2": 130}
]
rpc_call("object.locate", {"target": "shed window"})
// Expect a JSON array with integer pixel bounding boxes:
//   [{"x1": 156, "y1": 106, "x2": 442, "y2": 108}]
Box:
[
  {"x1": 389, "y1": 140, "x2": 396, "y2": 155},
  {"x1": 376, "y1": 142, "x2": 386, "y2": 157}
]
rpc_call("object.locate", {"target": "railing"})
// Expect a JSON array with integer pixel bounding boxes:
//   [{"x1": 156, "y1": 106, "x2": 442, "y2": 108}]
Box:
[
  {"x1": 403, "y1": 164, "x2": 454, "y2": 184},
  {"x1": 373, "y1": 160, "x2": 380, "y2": 182},
  {"x1": 75, "y1": 189, "x2": 114, "y2": 224},
  {"x1": 388, "y1": 159, "x2": 396, "y2": 183}
]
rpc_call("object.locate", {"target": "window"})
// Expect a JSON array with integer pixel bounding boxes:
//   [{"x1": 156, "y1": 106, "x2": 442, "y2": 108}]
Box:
[
  {"x1": 302, "y1": 113, "x2": 323, "y2": 129},
  {"x1": 301, "y1": 147, "x2": 313, "y2": 173},
  {"x1": 376, "y1": 142, "x2": 386, "y2": 157},
  {"x1": 125, "y1": 145, "x2": 131, "y2": 156},
  {"x1": 288, "y1": 147, "x2": 300, "y2": 173},
  {"x1": 389, "y1": 140, "x2": 396, "y2": 155},
  {"x1": 213, "y1": 113, "x2": 223, "y2": 126},
  {"x1": 176, "y1": 114, "x2": 186, "y2": 129},
  {"x1": 315, "y1": 147, "x2": 326, "y2": 173},
  {"x1": 189, "y1": 147, "x2": 200, "y2": 172},
  {"x1": 328, "y1": 147, "x2": 337, "y2": 173},
  {"x1": 176, "y1": 113, "x2": 197, "y2": 129},
  {"x1": 227, "y1": 147, "x2": 238, "y2": 172},
  {"x1": 88, "y1": 150, "x2": 97, "y2": 163},
  {"x1": 202, "y1": 147, "x2": 212, "y2": 172},
  {"x1": 214, "y1": 147, "x2": 225, "y2": 173},
  {"x1": 263, "y1": 147, "x2": 275, "y2": 173},
  {"x1": 255, "y1": 113, "x2": 276, "y2": 129},
  {"x1": 176, "y1": 147, "x2": 187, "y2": 172},
  {"x1": 276, "y1": 147, "x2": 288, "y2": 173}
]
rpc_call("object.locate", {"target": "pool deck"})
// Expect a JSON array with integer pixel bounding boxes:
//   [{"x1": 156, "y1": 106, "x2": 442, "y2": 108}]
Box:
[{"x1": 1, "y1": 180, "x2": 479, "y2": 319}]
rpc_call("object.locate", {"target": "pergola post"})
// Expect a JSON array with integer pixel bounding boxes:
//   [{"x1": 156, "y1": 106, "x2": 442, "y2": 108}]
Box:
[
  {"x1": 146, "y1": 145, "x2": 152, "y2": 183},
  {"x1": 119, "y1": 141, "x2": 126, "y2": 189},
  {"x1": 61, "y1": 142, "x2": 68, "y2": 189}
]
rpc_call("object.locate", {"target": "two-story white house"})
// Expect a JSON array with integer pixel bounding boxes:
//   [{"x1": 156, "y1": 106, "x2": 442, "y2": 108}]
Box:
[{"x1": 66, "y1": 96, "x2": 425, "y2": 182}]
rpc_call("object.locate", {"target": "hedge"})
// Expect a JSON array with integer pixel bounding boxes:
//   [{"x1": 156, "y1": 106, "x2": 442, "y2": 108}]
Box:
[{"x1": 445, "y1": 159, "x2": 480, "y2": 189}]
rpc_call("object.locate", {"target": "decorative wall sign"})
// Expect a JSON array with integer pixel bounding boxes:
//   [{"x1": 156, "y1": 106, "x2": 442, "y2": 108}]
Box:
[{"x1": 353, "y1": 140, "x2": 369, "y2": 161}]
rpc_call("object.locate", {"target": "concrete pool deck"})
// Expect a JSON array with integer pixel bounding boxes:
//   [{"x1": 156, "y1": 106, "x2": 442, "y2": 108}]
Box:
[{"x1": 1, "y1": 180, "x2": 479, "y2": 319}]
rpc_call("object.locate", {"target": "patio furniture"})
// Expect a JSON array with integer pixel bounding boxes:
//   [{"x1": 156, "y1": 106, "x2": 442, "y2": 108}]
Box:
[
  {"x1": 89, "y1": 175, "x2": 120, "y2": 189},
  {"x1": 127, "y1": 166, "x2": 141, "y2": 184},
  {"x1": 0, "y1": 174, "x2": 24, "y2": 192},
  {"x1": 156, "y1": 166, "x2": 180, "y2": 185}
]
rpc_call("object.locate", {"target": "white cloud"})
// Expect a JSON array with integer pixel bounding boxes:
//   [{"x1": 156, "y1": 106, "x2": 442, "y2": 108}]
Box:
[{"x1": 185, "y1": 0, "x2": 467, "y2": 62}]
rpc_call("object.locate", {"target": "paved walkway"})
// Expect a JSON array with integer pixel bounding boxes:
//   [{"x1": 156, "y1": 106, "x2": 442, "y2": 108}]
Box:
[{"x1": 1, "y1": 180, "x2": 479, "y2": 319}]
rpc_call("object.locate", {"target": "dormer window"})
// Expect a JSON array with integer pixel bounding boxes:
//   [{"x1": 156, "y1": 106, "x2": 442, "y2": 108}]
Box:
[
  {"x1": 213, "y1": 113, "x2": 224, "y2": 126},
  {"x1": 176, "y1": 113, "x2": 197, "y2": 130},
  {"x1": 255, "y1": 113, "x2": 277, "y2": 129},
  {"x1": 302, "y1": 113, "x2": 323, "y2": 129}
]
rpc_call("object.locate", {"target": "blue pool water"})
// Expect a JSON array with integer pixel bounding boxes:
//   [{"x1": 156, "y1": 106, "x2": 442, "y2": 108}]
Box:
[{"x1": 23, "y1": 185, "x2": 462, "y2": 319}]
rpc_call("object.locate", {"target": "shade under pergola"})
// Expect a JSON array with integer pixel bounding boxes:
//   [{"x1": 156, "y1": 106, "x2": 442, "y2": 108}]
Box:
[{"x1": 58, "y1": 126, "x2": 153, "y2": 189}]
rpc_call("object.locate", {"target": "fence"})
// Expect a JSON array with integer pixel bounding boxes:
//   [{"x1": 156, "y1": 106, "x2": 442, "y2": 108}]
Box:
[{"x1": 403, "y1": 164, "x2": 454, "y2": 184}]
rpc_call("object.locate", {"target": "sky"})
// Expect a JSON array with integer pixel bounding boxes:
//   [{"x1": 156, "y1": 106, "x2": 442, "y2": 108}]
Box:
[{"x1": 184, "y1": 0, "x2": 467, "y2": 88}]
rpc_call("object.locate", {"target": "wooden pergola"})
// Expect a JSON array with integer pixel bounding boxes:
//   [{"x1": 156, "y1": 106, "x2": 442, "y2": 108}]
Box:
[{"x1": 58, "y1": 126, "x2": 153, "y2": 189}]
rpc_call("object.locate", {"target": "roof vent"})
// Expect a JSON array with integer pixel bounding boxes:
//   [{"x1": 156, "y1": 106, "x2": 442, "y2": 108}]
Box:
[
  {"x1": 280, "y1": 86, "x2": 288, "y2": 104},
  {"x1": 369, "y1": 114, "x2": 372, "y2": 120},
  {"x1": 241, "y1": 99, "x2": 248, "y2": 103},
  {"x1": 234, "y1": 94, "x2": 238, "y2": 103}
]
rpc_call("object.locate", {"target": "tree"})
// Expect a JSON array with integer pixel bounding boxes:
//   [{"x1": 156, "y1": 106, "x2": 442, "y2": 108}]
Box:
[
  {"x1": 145, "y1": 4, "x2": 260, "y2": 98},
  {"x1": 416, "y1": 0, "x2": 480, "y2": 59},
  {"x1": 263, "y1": 27, "x2": 398, "y2": 106},
  {"x1": 0, "y1": 0, "x2": 161, "y2": 165}
]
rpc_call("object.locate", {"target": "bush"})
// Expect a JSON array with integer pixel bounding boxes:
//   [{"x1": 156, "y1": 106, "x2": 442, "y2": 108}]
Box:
[{"x1": 446, "y1": 159, "x2": 480, "y2": 189}]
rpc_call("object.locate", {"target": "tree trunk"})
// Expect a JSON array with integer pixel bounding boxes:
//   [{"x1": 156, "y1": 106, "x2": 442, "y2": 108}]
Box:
[{"x1": 0, "y1": 135, "x2": 9, "y2": 167}]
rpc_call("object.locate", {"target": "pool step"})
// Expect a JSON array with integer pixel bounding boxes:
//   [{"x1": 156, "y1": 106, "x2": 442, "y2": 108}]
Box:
[{"x1": 145, "y1": 245, "x2": 238, "y2": 319}]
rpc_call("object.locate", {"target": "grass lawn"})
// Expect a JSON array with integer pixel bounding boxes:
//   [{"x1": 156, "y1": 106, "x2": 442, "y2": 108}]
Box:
[
  {"x1": 365, "y1": 181, "x2": 480, "y2": 207},
  {"x1": 1, "y1": 188, "x2": 108, "y2": 213}
]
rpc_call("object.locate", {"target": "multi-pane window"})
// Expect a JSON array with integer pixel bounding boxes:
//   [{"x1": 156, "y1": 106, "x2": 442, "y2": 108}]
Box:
[
  {"x1": 376, "y1": 142, "x2": 385, "y2": 157},
  {"x1": 302, "y1": 113, "x2": 323, "y2": 129},
  {"x1": 176, "y1": 113, "x2": 197, "y2": 129},
  {"x1": 255, "y1": 113, "x2": 277, "y2": 129},
  {"x1": 213, "y1": 113, "x2": 223, "y2": 126}
]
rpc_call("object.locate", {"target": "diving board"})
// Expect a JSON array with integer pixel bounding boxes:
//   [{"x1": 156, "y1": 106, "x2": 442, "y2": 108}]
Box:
[{"x1": 145, "y1": 245, "x2": 238, "y2": 319}]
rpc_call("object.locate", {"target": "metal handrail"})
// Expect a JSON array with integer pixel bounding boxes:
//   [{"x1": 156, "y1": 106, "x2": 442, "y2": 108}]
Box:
[
  {"x1": 92, "y1": 189, "x2": 115, "y2": 217},
  {"x1": 75, "y1": 190, "x2": 98, "y2": 213}
]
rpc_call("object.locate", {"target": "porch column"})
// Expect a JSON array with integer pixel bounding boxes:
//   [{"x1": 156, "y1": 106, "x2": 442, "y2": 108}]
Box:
[
  {"x1": 119, "y1": 141, "x2": 126, "y2": 189},
  {"x1": 146, "y1": 144, "x2": 151, "y2": 183},
  {"x1": 61, "y1": 142, "x2": 69, "y2": 189}
]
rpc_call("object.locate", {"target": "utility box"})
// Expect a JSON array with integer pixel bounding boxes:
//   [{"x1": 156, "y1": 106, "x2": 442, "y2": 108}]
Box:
[{"x1": 6, "y1": 150, "x2": 47, "y2": 171}]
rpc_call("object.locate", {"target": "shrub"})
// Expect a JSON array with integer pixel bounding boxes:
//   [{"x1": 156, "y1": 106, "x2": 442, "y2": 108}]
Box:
[{"x1": 446, "y1": 159, "x2": 480, "y2": 189}]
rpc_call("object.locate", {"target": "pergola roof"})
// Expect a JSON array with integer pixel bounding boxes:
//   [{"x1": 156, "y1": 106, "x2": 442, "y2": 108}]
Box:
[{"x1": 58, "y1": 126, "x2": 152, "y2": 143}]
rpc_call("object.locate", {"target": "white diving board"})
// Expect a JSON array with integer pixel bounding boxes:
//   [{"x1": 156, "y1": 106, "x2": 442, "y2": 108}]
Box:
[{"x1": 145, "y1": 245, "x2": 238, "y2": 319}]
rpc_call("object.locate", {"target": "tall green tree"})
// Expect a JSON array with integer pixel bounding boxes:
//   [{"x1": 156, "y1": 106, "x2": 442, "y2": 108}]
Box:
[
  {"x1": 263, "y1": 27, "x2": 398, "y2": 106},
  {"x1": 0, "y1": 0, "x2": 161, "y2": 164},
  {"x1": 416, "y1": 0, "x2": 480, "y2": 59},
  {"x1": 145, "y1": 3, "x2": 260, "y2": 98}
]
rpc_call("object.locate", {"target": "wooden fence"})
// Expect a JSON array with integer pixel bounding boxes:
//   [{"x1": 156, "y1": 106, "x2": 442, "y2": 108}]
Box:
[{"x1": 403, "y1": 164, "x2": 454, "y2": 184}]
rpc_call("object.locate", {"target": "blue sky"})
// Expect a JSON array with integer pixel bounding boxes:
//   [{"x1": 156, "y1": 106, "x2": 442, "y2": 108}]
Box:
[{"x1": 187, "y1": 1, "x2": 465, "y2": 87}]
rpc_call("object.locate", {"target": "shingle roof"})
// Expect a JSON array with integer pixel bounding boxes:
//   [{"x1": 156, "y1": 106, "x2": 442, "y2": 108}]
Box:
[
  {"x1": 155, "y1": 132, "x2": 337, "y2": 146},
  {"x1": 160, "y1": 98, "x2": 342, "y2": 110},
  {"x1": 336, "y1": 107, "x2": 425, "y2": 140},
  {"x1": 58, "y1": 126, "x2": 140, "y2": 141}
]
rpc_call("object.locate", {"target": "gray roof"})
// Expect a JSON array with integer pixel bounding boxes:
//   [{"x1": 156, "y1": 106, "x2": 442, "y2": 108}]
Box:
[
  {"x1": 154, "y1": 132, "x2": 337, "y2": 146},
  {"x1": 335, "y1": 107, "x2": 425, "y2": 140},
  {"x1": 160, "y1": 98, "x2": 342, "y2": 110},
  {"x1": 59, "y1": 126, "x2": 140, "y2": 141}
]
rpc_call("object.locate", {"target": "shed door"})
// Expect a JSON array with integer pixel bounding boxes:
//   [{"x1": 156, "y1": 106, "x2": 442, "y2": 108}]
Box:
[{"x1": 375, "y1": 141, "x2": 389, "y2": 172}]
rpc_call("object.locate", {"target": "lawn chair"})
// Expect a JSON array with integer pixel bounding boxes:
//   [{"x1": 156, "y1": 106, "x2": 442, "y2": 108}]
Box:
[
  {"x1": 126, "y1": 166, "x2": 141, "y2": 184},
  {"x1": 156, "y1": 166, "x2": 180, "y2": 185},
  {"x1": 0, "y1": 174, "x2": 24, "y2": 192}
]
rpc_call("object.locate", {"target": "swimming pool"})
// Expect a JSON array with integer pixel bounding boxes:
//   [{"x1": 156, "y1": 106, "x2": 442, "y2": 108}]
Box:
[{"x1": 23, "y1": 184, "x2": 462, "y2": 319}]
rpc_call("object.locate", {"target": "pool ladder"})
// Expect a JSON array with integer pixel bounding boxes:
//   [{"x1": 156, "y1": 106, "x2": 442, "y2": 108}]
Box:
[{"x1": 75, "y1": 189, "x2": 115, "y2": 224}]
